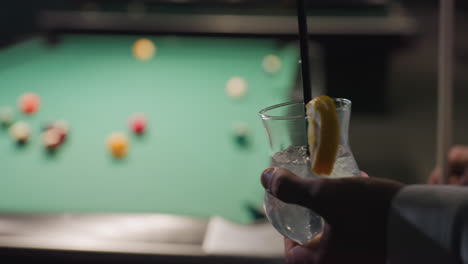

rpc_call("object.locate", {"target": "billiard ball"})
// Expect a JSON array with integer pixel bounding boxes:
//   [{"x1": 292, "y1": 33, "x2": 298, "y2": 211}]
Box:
[
  {"x1": 233, "y1": 122, "x2": 249, "y2": 147},
  {"x1": 262, "y1": 54, "x2": 282, "y2": 74},
  {"x1": 41, "y1": 128, "x2": 62, "y2": 150},
  {"x1": 53, "y1": 120, "x2": 69, "y2": 141},
  {"x1": 107, "y1": 132, "x2": 128, "y2": 158},
  {"x1": 43, "y1": 120, "x2": 68, "y2": 133},
  {"x1": 9, "y1": 121, "x2": 30, "y2": 143},
  {"x1": 18, "y1": 92, "x2": 40, "y2": 114},
  {"x1": 225, "y1": 77, "x2": 248, "y2": 99},
  {"x1": 233, "y1": 122, "x2": 249, "y2": 136},
  {"x1": 42, "y1": 120, "x2": 68, "y2": 145},
  {"x1": 132, "y1": 38, "x2": 156, "y2": 61},
  {"x1": 0, "y1": 107, "x2": 13, "y2": 127},
  {"x1": 129, "y1": 113, "x2": 147, "y2": 135}
]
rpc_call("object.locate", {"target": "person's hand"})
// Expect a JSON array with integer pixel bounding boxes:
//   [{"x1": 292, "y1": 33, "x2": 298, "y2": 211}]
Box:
[
  {"x1": 260, "y1": 168, "x2": 404, "y2": 264},
  {"x1": 428, "y1": 145, "x2": 468, "y2": 186}
]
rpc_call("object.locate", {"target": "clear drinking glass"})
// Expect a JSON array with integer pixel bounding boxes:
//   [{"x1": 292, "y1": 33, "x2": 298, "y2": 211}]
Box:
[{"x1": 259, "y1": 99, "x2": 360, "y2": 245}]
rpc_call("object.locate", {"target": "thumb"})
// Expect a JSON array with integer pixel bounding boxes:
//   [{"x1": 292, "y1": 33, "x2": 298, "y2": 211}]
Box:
[
  {"x1": 261, "y1": 167, "x2": 327, "y2": 214},
  {"x1": 261, "y1": 167, "x2": 403, "y2": 225}
]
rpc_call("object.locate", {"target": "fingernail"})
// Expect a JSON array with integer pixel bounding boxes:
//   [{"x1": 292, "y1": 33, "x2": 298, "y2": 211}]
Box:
[{"x1": 261, "y1": 168, "x2": 275, "y2": 191}]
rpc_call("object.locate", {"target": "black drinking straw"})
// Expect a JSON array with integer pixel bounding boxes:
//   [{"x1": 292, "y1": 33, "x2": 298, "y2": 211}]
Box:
[
  {"x1": 296, "y1": 0, "x2": 312, "y2": 104},
  {"x1": 297, "y1": 0, "x2": 312, "y2": 159}
]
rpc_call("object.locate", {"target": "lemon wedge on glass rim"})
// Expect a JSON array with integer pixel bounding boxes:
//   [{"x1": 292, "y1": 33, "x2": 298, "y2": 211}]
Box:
[{"x1": 306, "y1": 95, "x2": 340, "y2": 175}]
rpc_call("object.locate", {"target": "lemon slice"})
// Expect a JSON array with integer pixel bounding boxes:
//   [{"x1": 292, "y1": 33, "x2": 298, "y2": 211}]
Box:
[{"x1": 306, "y1": 95, "x2": 339, "y2": 175}]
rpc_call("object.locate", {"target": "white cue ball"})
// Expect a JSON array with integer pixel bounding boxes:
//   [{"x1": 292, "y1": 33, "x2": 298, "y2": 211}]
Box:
[
  {"x1": 9, "y1": 121, "x2": 30, "y2": 142},
  {"x1": 225, "y1": 77, "x2": 248, "y2": 99},
  {"x1": 262, "y1": 55, "x2": 282, "y2": 73}
]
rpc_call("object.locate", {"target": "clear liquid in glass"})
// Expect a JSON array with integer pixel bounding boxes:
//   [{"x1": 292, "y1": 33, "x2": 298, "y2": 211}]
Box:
[{"x1": 264, "y1": 145, "x2": 360, "y2": 245}]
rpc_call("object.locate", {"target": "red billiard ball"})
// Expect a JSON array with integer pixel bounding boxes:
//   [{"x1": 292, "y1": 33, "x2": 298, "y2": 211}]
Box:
[
  {"x1": 132, "y1": 121, "x2": 145, "y2": 134},
  {"x1": 18, "y1": 93, "x2": 40, "y2": 114},
  {"x1": 129, "y1": 113, "x2": 147, "y2": 135}
]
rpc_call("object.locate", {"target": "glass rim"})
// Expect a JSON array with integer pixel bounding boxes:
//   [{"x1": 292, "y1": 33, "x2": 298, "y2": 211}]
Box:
[{"x1": 259, "y1": 98, "x2": 352, "y2": 120}]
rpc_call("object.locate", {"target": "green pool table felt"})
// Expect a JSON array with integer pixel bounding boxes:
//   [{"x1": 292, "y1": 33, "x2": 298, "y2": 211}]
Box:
[{"x1": 0, "y1": 35, "x2": 298, "y2": 224}]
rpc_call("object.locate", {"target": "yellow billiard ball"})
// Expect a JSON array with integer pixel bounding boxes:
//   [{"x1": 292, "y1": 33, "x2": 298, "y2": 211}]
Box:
[
  {"x1": 107, "y1": 132, "x2": 129, "y2": 158},
  {"x1": 132, "y1": 38, "x2": 156, "y2": 61}
]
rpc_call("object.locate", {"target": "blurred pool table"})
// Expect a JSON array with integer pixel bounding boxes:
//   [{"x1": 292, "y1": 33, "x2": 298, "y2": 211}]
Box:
[{"x1": 0, "y1": 34, "x2": 299, "y2": 224}]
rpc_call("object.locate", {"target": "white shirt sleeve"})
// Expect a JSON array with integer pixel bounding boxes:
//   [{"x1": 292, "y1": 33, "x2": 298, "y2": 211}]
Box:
[{"x1": 387, "y1": 185, "x2": 468, "y2": 264}]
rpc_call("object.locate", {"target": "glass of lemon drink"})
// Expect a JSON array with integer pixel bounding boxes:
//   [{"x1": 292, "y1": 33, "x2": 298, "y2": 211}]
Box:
[{"x1": 259, "y1": 95, "x2": 361, "y2": 246}]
